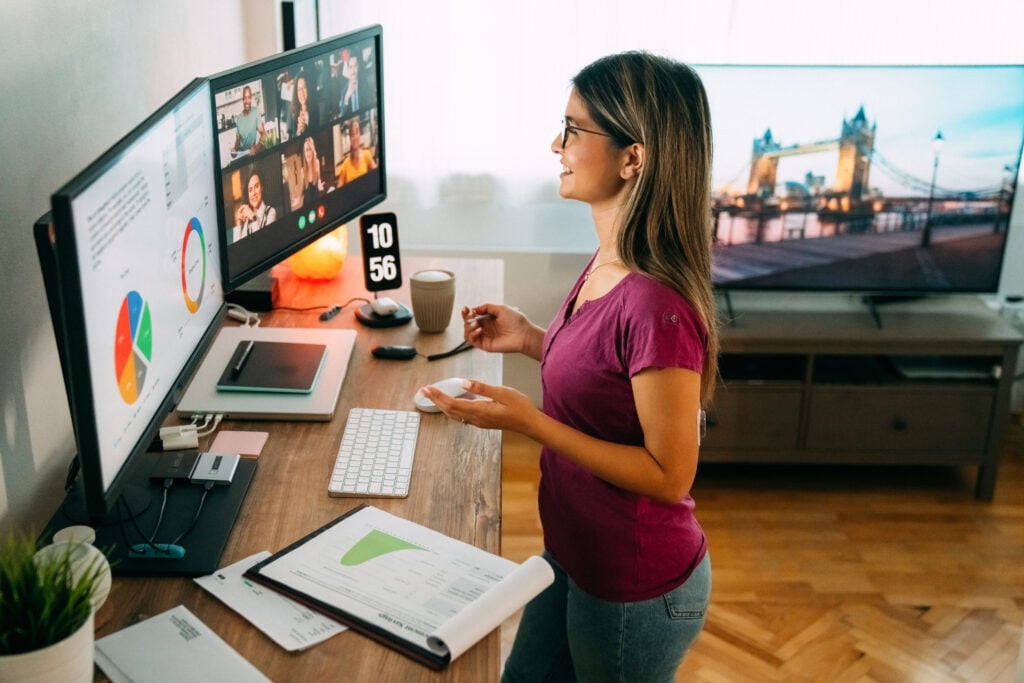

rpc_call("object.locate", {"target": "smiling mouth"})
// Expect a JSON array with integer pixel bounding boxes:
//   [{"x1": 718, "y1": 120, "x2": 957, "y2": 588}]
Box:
[{"x1": 561, "y1": 164, "x2": 573, "y2": 175}]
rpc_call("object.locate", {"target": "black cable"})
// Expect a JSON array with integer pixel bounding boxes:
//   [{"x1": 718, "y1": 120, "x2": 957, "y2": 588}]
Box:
[
  {"x1": 319, "y1": 297, "x2": 371, "y2": 321},
  {"x1": 147, "y1": 481, "x2": 173, "y2": 544},
  {"x1": 118, "y1": 495, "x2": 164, "y2": 555},
  {"x1": 117, "y1": 482, "x2": 195, "y2": 556},
  {"x1": 427, "y1": 340, "x2": 474, "y2": 361},
  {"x1": 116, "y1": 496, "x2": 143, "y2": 553},
  {"x1": 275, "y1": 304, "x2": 336, "y2": 312},
  {"x1": 166, "y1": 482, "x2": 215, "y2": 546},
  {"x1": 64, "y1": 455, "x2": 80, "y2": 493}
]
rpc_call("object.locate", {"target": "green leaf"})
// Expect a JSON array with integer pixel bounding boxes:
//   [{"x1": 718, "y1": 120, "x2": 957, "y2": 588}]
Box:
[{"x1": 0, "y1": 531, "x2": 100, "y2": 655}]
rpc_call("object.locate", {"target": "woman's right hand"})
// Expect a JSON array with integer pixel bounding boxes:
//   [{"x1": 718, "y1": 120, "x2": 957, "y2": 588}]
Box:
[
  {"x1": 235, "y1": 205, "x2": 254, "y2": 224},
  {"x1": 462, "y1": 304, "x2": 544, "y2": 359}
]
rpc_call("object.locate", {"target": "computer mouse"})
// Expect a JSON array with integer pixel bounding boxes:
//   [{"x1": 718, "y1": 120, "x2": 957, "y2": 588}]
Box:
[
  {"x1": 413, "y1": 377, "x2": 474, "y2": 413},
  {"x1": 370, "y1": 297, "x2": 399, "y2": 316}
]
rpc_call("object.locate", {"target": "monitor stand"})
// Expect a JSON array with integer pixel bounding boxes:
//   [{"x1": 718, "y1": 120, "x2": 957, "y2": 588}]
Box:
[
  {"x1": 861, "y1": 294, "x2": 927, "y2": 329},
  {"x1": 43, "y1": 457, "x2": 257, "y2": 577},
  {"x1": 176, "y1": 326, "x2": 356, "y2": 421}
]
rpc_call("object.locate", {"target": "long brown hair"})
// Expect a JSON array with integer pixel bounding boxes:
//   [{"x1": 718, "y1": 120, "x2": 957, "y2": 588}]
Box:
[
  {"x1": 302, "y1": 137, "x2": 321, "y2": 186},
  {"x1": 573, "y1": 52, "x2": 719, "y2": 405}
]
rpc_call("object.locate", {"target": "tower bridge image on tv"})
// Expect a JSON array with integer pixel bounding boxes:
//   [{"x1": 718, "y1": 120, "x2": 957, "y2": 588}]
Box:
[
  {"x1": 746, "y1": 106, "x2": 875, "y2": 203},
  {"x1": 711, "y1": 105, "x2": 1017, "y2": 290}
]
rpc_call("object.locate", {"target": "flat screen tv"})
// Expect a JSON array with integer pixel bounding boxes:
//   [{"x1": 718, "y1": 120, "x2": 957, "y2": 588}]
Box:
[
  {"x1": 697, "y1": 64, "x2": 1024, "y2": 294},
  {"x1": 210, "y1": 24, "x2": 386, "y2": 292}
]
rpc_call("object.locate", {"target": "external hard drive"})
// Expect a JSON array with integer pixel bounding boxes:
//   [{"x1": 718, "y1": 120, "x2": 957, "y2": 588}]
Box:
[{"x1": 190, "y1": 452, "x2": 240, "y2": 485}]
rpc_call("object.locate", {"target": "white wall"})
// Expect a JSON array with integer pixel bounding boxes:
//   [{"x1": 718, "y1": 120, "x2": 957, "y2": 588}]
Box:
[
  {"x1": 0, "y1": 0, "x2": 256, "y2": 535},
  {"x1": 3, "y1": 0, "x2": 1024, "y2": 534},
  {"x1": 320, "y1": 0, "x2": 1024, "y2": 263}
]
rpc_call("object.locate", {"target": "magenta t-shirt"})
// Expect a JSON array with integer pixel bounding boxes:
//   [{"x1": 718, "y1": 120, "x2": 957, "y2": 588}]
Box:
[{"x1": 537, "y1": 267, "x2": 708, "y2": 602}]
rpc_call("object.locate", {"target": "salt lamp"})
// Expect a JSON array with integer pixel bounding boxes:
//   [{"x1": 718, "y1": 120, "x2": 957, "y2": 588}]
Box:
[{"x1": 288, "y1": 225, "x2": 348, "y2": 279}]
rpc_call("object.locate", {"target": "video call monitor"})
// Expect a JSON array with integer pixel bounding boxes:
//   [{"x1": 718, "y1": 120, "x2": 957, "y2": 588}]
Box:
[
  {"x1": 698, "y1": 64, "x2": 1024, "y2": 295},
  {"x1": 48, "y1": 79, "x2": 227, "y2": 526},
  {"x1": 210, "y1": 24, "x2": 386, "y2": 292}
]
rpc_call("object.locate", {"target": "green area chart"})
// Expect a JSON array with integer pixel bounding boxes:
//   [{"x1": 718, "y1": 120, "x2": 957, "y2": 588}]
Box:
[{"x1": 341, "y1": 530, "x2": 426, "y2": 566}]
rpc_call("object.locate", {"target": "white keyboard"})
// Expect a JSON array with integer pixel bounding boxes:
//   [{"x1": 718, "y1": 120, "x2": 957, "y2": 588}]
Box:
[{"x1": 328, "y1": 408, "x2": 420, "y2": 498}]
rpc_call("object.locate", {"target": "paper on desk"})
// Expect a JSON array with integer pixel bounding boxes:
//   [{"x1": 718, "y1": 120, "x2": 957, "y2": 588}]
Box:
[
  {"x1": 194, "y1": 550, "x2": 346, "y2": 651},
  {"x1": 427, "y1": 554, "x2": 554, "y2": 661},
  {"x1": 94, "y1": 604, "x2": 271, "y2": 683}
]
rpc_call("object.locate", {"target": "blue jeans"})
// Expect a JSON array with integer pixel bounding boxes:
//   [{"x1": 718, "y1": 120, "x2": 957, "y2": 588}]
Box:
[{"x1": 502, "y1": 551, "x2": 711, "y2": 683}]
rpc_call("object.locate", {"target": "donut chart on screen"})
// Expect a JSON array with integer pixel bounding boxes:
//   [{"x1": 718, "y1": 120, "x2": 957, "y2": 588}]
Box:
[
  {"x1": 114, "y1": 291, "x2": 153, "y2": 404},
  {"x1": 181, "y1": 216, "x2": 206, "y2": 314}
]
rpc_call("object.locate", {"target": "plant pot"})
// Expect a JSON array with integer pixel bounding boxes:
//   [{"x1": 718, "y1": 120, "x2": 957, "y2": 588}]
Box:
[
  {"x1": 39, "y1": 527, "x2": 113, "y2": 612},
  {"x1": 0, "y1": 610, "x2": 94, "y2": 683}
]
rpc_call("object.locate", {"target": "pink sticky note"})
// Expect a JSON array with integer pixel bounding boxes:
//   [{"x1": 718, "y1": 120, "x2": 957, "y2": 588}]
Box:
[{"x1": 210, "y1": 430, "x2": 269, "y2": 458}]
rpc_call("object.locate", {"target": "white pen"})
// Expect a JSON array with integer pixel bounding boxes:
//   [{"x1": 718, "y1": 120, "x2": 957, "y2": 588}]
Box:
[{"x1": 469, "y1": 307, "x2": 518, "y2": 324}]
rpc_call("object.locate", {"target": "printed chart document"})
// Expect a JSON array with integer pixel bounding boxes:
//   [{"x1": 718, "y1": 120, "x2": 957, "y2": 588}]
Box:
[
  {"x1": 194, "y1": 551, "x2": 346, "y2": 651},
  {"x1": 245, "y1": 504, "x2": 554, "y2": 670},
  {"x1": 94, "y1": 604, "x2": 270, "y2": 682}
]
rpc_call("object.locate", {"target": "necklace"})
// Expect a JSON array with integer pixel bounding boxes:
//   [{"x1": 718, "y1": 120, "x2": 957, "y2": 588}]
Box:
[{"x1": 583, "y1": 258, "x2": 622, "y2": 282}]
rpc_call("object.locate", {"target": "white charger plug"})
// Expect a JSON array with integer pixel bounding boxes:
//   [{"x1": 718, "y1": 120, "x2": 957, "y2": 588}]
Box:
[{"x1": 159, "y1": 424, "x2": 199, "y2": 450}]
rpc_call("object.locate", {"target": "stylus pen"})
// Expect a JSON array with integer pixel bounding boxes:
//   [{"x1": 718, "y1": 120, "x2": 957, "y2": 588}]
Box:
[
  {"x1": 231, "y1": 340, "x2": 255, "y2": 379},
  {"x1": 470, "y1": 307, "x2": 518, "y2": 324}
]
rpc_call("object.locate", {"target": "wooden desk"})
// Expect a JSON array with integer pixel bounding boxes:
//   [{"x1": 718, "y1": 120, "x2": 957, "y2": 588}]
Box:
[{"x1": 95, "y1": 256, "x2": 505, "y2": 682}]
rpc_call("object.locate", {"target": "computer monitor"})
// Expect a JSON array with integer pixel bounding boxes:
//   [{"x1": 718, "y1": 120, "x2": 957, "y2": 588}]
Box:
[
  {"x1": 211, "y1": 24, "x2": 386, "y2": 293},
  {"x1": 44, "y1": 78, "x2": 255, "y2": 575}
]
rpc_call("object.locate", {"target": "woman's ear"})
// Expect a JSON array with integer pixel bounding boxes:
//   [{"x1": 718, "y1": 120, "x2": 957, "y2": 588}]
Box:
[{"x1": 620, "y1": 142, "x2": 645, "y2": 180}]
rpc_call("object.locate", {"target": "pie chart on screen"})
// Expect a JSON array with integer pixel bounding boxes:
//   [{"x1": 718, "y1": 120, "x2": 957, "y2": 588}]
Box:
[
  {"x1": 114, "y1": 290, "x2": 153, "y2": 404},
  {"x1": 181, "y1": 216, "x2": 206, "y2": 313}
]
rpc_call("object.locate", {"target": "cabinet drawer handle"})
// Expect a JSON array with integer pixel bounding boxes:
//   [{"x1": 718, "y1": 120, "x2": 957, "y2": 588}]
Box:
[{"x1": 891, "y1": 417, "x2": 908, "y2": 432}]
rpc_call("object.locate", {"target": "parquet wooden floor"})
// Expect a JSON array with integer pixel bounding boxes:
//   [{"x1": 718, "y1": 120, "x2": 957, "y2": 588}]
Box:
[{"x1": 499, "y1": 418, "x2": 1024, "y2": 682}]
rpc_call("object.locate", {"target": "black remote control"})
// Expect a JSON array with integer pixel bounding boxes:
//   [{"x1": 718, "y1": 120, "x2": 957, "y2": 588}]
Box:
[{"x1": 371, "y1": 345, "x2": 417, "y2": 360}]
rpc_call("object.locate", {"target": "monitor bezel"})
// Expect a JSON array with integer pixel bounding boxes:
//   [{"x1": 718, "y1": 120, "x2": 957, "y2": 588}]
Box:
[{"x1": 210, "y1": 24, "x2": 386, "y2": 293}]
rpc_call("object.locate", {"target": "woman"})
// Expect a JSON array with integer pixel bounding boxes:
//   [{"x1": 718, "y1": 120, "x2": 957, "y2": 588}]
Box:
[
  {"x1": 289, "y1": 74, "x2": 315, "y2": 138},
  {"x1": 337, "y1": 118, "x2": 377, "y2": 185},
  {"x1": 301, "y1": 136, "x2": 324, "y2": 205},
  {"x1": 232, "y1": 170, "x2": 277, "y2": 241},
  {"x1": 421, "y1": 52, "x2": 718, "y2": 682}
]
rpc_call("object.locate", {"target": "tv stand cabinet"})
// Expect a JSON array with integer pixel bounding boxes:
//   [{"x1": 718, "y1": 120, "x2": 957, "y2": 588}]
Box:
[{"x1": 704, "y1": 301, "x2": 1021, "y2": 500}]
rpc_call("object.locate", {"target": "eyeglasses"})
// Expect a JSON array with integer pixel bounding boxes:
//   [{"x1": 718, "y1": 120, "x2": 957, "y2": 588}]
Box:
[{"x1": 561, "y1": 119, "x2": 612, "y2": 148}]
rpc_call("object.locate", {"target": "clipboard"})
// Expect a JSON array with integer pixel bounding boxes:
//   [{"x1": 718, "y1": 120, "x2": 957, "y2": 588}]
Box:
[{"x1": 244, "y1": 505, "x2": 554, "y2": 670}]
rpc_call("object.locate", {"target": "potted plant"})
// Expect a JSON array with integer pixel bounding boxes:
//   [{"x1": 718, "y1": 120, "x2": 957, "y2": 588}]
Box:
[{"x1": 0, "y1": 530, "x2": 108, "y2": 683}]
